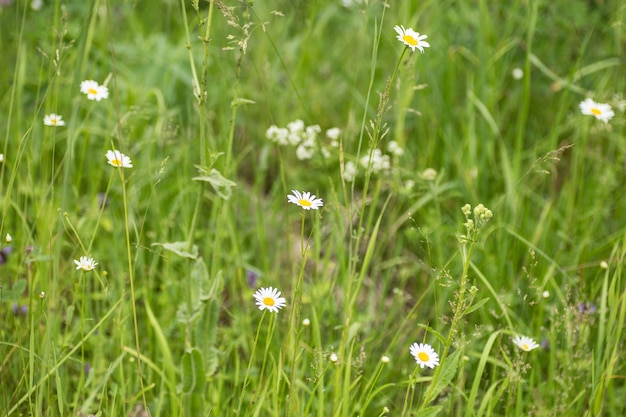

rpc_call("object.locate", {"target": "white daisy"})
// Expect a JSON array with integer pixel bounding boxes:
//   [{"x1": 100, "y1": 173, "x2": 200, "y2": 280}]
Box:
[
  {"x1": 253, "y1": 286, "x2": 287, "y2": 313},
  {"x1": 74, "y1": 256, "x2": 98, "y2": 272},
  {"x1": 80, "y1": 80, "x2": 109, "y2": 101},
  {"x1": 579, "y1": 98, "x2": 614, "y2": 123},
  {"x1": 287, "y1": 190, "x2": 324, "y2": 210},
  {"x1": 106, "y1": 150, "x2": 133, "y2": 168},
  {"x1": 394, "y1": 25, "x2": 430, "y2": 53},
  {"x1": 43, "y1": 113, "x2": 66, "y2": 126},
  {"x1": 409, "y1": 342, "x2": 440, "y2": 369},
  {"x1": 512, "y1": 335, "x2": 539, "y2": 352}
]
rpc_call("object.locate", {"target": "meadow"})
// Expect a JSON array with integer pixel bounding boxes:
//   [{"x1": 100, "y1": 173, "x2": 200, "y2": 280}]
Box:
[{"x1": 1, "y1": 0, "x2": 625, "y2": 416}]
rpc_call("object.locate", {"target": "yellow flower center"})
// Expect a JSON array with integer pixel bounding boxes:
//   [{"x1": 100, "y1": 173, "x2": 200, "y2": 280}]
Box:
[
  {"x1": 88, "y1": 88, "x2": 98, "y2": 95},
  {"x1": 111, "y1": 159, "x2": 122, "y2": 166},
  {"x1": 522, "y1": 343, "x2": 529, "y2": 350},
  {"x1": 299, "y1": 199, "x2": 312, "y2": 207},
  {"x1": 403, "y1": 35, "x2": 418, "y2": 46},
  {"x1": 591, "y1": 107, "x2": 601, "y2": 115},
  {"x1": 263, "y1": 297, "x2": 275, "y2": 306},
  {"x1": 418, "y1": 352, "x2": 430, "y2": 362},
  {"x1": 51, "y1": 118, "x2": 58, "y2": 125}
]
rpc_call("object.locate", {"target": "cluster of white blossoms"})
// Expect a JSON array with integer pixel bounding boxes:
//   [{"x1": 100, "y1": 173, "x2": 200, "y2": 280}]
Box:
[
  {"x1": 343, "y1": 141, "x2": 403, "y2": 182},
  {"x1": 266, "y1": 120, "x2": 341, "y2": 161}
]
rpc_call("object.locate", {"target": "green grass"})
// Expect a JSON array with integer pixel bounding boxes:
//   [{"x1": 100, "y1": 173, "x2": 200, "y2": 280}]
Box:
[{"x1": 1, "y1": 0, "x2": 625, "y2": 416}]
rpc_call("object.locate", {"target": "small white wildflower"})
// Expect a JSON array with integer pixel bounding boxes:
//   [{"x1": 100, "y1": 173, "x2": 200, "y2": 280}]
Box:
[
  {"x1": 326, "y1": 127, "x2": 341, "y2": 140},
  {"x1": 394, "y1": 25, "x2": 430, "y2": 53},
  {"x1": 287, "y1": 190, "x2": 324, "y2": 210},
  {"x1": 542, "y1": 290, "x2": 550, "y2": 299},
  {"x1": 287, "y1": 119, "x2": 305, "y2": 135},
  {"x1": 579, "y1": 98, "x2": 614, "y2": 123},
  {"x1": 381, "y1": 355, "x2": 390, "y2": 363},
  {"x1": 387, "y1": 141, "x2": 404, "y2": 156},
  {"x1": 106, "y1": 150, "x2": 133, "y2": 168},
  {"x1": 512, "y1": 335, "x2": 540, "y2": 352},
  {"x1": 329, "y1": 353, "x2": 338, "y2": 363},
  {"x1": 43, "y1": 113, "x2": 66, "y2": 127},
  {"x1": 512, "y1": 68, "x2": 524, "y2": 80},
  {"x1": 302, "y1": 318, "x2": 310, "y2": 326},
  {"x1": 360, "y1": 149, "x2": 390, "y2": 174},
  {"x1": 74, "y1": 256, "x2": 98, "y2": 272},
  {"x1": 343, "y1": 161, "x2": 357, "y2": 182},
  {"x1": 409, "y1": 343, "x2": 440, "y2": 369},
  {"x1": 5, "y1": 233, "x2": 12, "y2": 243},
  {"x1": 296, "y1": 144, "x2": 315, "y2": 160},
  {"x1": 421, "y1": 168, "x2": 438, "y2": 181},
  {"x1": 253, "y1": 287, "x2": 287, "y2": 313},
  {"x1": 80, "y1": 80, "x2": 109, "y2": 101}
]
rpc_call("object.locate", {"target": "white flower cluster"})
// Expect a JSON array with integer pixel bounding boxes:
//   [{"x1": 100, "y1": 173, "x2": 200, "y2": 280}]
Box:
[
  {"x1": 360, "y1": 149, "x2": 391, "y2": 173},
  {"x1": 342, "y1": 141, "x2": 404, "y2": 182},
  {"x1": 266, "y1": 120, "x2": 341, "y2": 161}
]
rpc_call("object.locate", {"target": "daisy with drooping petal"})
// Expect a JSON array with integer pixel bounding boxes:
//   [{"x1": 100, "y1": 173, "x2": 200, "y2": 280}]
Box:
[
  {"x1": 512, "y1": 335, "x2": 540, "y2": 352},
  {"x1": 253, "y1": 287, "x2": 287, "y2": 313},
  {"x1": 80, "y1": 80, "x2": 109, "y2": 101},
  {"x1": 394, "y1": 25, "x2": 430, "y2": 53},
  {"x1": 579, "y1": 98, "x2": 614, "y2": 123},
  {"x1": 409, "y1": 342, "x2": 440, "y2": 369},
  {"x1": 43, "y1": 113, "x2": 66, "y2": 126},
  {"x1": 106, "y1": 150, "x2": 133, "y2": 168},
  {"x1": 74, "y1": 256, "x2": 98, "y2": 272},
  {"x1": 287, "y1": 190, "x2": 324, "y2": 210}
]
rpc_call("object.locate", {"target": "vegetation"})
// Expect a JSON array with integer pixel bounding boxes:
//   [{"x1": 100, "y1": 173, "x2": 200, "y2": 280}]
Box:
[{"x1": 1, "y1": 0, "x2": 625, "y2": 416}]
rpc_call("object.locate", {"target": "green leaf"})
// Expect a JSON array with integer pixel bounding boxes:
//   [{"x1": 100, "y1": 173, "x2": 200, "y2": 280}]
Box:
[
  {"x1": 192, "y1": 167, "x2": 236, "y2": 200},
  {"x1": 427, "y1": 349, "x2": 461, "y2": 404},
  {"x1": 415, "y1": 406, "x2": 443, "y2": 417},
  {"x1": 231, "y1": 97, "x2": 256, "y2": 108},
  {"x1": 202, "y1": 270, "x2": 223, "y2": 302},
  {"x1": 181, "y1": 348, "x2": 206, "y2": 394},
  {"x1": 151, "y1": 241, "x2": 198, "y2": 260},
  {"x1": 0, "y1": 278, "x2": 27, "y2": 303},
  {"x1": 204, "y1": 346, "x2": 220, "y2": 377},
  {"x1": 182, "y1": 349, "x2": 206, "y2": 417},
  {"x1": 190, "y1": 258, "x2": 210, "y2": 308},
  {"x1": 175, "y1": 302, "x2": 203, "y2": 324},
  {"x1": 463, "y1": 297, "x2": 490, "y2": 317}
]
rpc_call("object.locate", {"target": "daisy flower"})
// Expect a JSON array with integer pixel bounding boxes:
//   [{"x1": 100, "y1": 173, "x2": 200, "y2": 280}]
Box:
[
  {"x1": 579, "y1": 98, "x2": 614, "y2": 123},
  {"x1": 512, "y1": 335, "x2": 540, "y2": 352},
  {"x1": 74, "y1": 256, "x2": 98, "y2": 272},
  {"x1": 409, "y1": 342, "x2": 440, "y2": 369},
  {"x1": 394, "y1": 25, "x2": 430, "y2": 53},
  {"x1": 253, "y1": 286, "x2": 287, "y2": 313},
  {"x1": 287, "y1": 190, "x2": 324, "y2": 210},
  {"x1": 106, "y1": 150, "x2": 133, "y2": 168},
  {"x1": 80, "y1": 80, "x2": 109, "y2": 101},
  {"x1": 43, "y1": 113, "x2": 66, "y2": 126}
]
